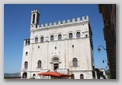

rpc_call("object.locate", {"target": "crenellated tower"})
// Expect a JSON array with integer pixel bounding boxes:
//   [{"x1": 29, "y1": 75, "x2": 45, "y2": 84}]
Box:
[{"x1": 31, "y1": 9, "x2": 40, "y2": 28}]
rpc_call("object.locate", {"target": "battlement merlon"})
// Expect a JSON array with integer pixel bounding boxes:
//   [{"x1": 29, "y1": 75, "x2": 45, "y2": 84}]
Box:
[
  {"x1": 31, "y1": 10, "x2": 40, "y2": 14},
  {"x1": 30, "y1": 16, "x2": 89, "y2": 30}
]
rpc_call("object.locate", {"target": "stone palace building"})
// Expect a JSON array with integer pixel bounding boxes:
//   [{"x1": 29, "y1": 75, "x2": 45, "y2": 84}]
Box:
[{"x1": 21, "y1": 9, "x2": 94, "y2": 79}]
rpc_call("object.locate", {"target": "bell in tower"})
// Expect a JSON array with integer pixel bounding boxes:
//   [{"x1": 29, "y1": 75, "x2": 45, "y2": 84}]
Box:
[{"x1": 31, "y1": 9, "x2": 40, "y2": 28}]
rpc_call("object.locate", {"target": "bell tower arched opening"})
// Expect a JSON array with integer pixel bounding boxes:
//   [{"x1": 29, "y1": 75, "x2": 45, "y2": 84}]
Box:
[{"x1": 31, "y1": 9, "x2": 40, "y2": 28}]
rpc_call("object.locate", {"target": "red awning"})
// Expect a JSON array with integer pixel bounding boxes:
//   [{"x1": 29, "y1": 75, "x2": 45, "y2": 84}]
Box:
[{"x1": 38, "y1": 71, "x2": 71, "y2": 77}]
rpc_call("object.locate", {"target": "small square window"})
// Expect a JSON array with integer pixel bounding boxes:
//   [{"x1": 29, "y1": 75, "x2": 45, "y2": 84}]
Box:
[
  {"x1": 55, "y1": 47, "x2": 57, "y2": 49},
  {"x1": 72, "y1": 45, "x2": 74, "y2": 48},
  {"x1": 25, "y1": 52, "x2": 28, "y2": 56},
  {"x1": 38, "y1": 46, "x2": 40, "y2": 48}
]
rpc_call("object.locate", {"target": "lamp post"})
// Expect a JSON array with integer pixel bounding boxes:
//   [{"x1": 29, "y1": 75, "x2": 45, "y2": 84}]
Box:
[
  {"x1": 97, "y1": 45, "x2": 110, "y2": 78},
  {"x1": 97, "y1": 45, "x2": 109, "y2": 69},
  {"x1": 97, "y1": 45, "x2": 106, "y2": 52}
]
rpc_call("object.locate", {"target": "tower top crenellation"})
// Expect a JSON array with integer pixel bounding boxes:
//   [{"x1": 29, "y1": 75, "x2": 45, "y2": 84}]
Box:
[
  {"x1": 40, "y1": 16, "x2": 89, "y2": 28},
  {"x1": 31, "y1": 9, "x2": 40, "y2": 13}
]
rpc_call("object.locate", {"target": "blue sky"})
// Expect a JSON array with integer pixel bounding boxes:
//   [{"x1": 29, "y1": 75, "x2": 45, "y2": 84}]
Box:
[{"x1": 4, "y1": 4, "x2": 108, "y2": 73}]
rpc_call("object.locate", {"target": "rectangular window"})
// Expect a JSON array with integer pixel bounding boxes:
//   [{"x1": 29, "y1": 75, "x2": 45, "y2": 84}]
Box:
[
  {"x1": 25, "y1": 52, "x2": 28, "y2": 56},
  {"x1": 33, "y1": 14, "x2": 35, "y2": 24}
]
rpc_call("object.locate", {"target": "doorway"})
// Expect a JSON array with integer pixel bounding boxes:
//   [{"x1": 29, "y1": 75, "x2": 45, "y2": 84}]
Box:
[
  {"x1": 80, "y1": 74, "x2": 84, "y2": 79},
  {"x1": 52, "y1": 57, "x2": 59, "y2": 71},
  {"x1": 53, "y1": 63, "x2": 59, "y2": 70},
  {"x1": 22, "y1": 72, "x2": 27, "y2": 78}
]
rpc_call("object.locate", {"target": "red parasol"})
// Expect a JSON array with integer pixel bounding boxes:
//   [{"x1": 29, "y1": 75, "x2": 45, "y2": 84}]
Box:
[{"x1": 38, "y1": 71, "x2": 71, "y2": 77}]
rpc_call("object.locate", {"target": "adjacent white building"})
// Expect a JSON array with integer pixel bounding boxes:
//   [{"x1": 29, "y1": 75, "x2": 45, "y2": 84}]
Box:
[{"x1": 21, "y1": 9, "x2": 95, "y2": 79}]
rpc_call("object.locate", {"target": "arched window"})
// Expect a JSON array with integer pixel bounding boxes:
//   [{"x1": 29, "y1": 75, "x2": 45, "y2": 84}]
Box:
[
  {"x1": 33, "y1": 74, "x2": 36, "y2": 78},
  {"x1": 71, "y1": 74, "x2": 74, "y2": 79},
  {"x1": 35, "y1": 37, "x2": 38, "y2": 43},
  {"x1": 76, "y1": 32, "x2": 80, "y2": 38},
  {"x1": 33, "y1": 14, "x2": 35, "y2": 23},
  {"x1": 28, "y1": 40, "x2": 30, "y2": 45},
  {"x1": 50, "y1": 35, "x2": 54, "y2": 41},
  {"x1": 80, "y1": 74, "x2": 84, "y2": 79},
  {"x1": 25, "y1": 40, "x2": 28, "y2": 45},
  {"x1": 72, "y1": 58, "x2": 78, "y2": 67},
  {"x1": 58, "y1": 34, "x2": 62, "y2": 40},
  {"x1": 37, "y1": 60, "x2": 42, "y2": 68},
  {"x1": 24, "y1": 61, "x2": 28, "y2": 69},
  {"x1": 41, "y1": 37, "x2": 44, "y2": 42},
  {"x1": 69, "y1": 33, "x2": 73, "y2": 39}
]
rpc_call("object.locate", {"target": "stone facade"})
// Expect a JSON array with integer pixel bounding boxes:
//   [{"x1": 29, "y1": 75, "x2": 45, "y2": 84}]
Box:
[{"x1": 21, "y1": 9, "x2": 94, "y2": 79}]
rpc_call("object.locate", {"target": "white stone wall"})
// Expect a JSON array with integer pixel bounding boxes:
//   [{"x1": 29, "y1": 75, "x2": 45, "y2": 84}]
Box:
[{"x1": 21, "y1": 12, "x2": 94, "y2": 79}]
